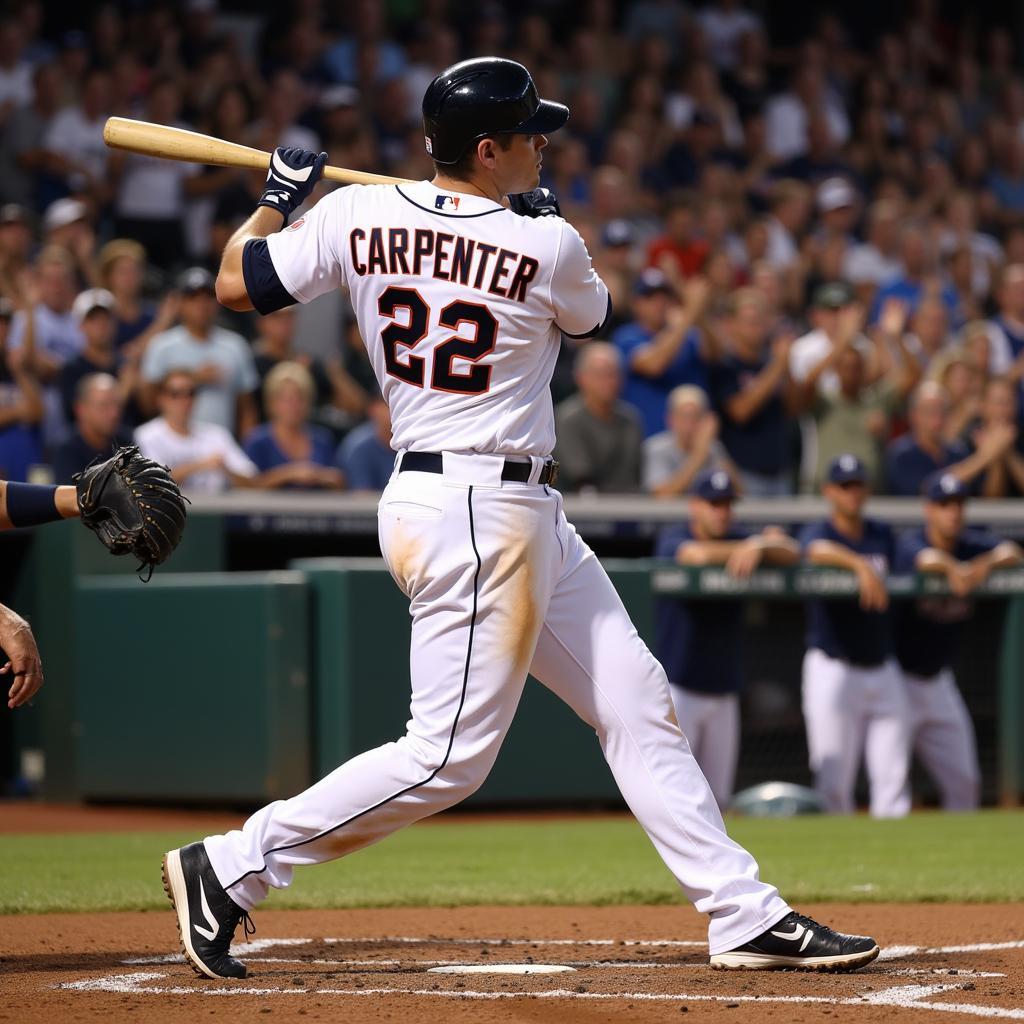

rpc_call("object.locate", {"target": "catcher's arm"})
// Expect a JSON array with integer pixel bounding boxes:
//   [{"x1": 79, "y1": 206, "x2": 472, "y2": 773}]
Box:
[
  {"x1": 0, "y1": 481, "x2": 80, "y2": 530},
  {"x1": 0, "y1": 601, "x2": 43, "y2": 709}
]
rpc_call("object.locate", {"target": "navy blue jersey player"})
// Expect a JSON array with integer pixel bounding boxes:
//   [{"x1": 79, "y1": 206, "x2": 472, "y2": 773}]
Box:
[
  {"x1": 798, "y1": 454, "x2": 910, "y2": 818},
  {"x1": 893, "y1": 471, "x2": 1022, "y2": 809},
  {"x1": 655, "y1": 469, "x2": 799, "y2": 806}
]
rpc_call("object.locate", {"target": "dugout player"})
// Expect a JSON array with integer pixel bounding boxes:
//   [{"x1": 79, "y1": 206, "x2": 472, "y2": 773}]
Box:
[
  {"x1": 655, "y1": 469, "x2": 799, "y2": 807},
  {"x1": 893, "y1": 472, "x2": 1022, "y2": 810},
  {"x1": 163, "y1": 57, "x2": 880, "y2": 979},
  {"x1": 799, "y1": 453, "x2": 911, "y2": 818}
]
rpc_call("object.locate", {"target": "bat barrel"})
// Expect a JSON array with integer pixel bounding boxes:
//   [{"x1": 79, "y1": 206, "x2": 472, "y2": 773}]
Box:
[{"x1": 102, "y1": 117, "x2": 410, "y2": 187}]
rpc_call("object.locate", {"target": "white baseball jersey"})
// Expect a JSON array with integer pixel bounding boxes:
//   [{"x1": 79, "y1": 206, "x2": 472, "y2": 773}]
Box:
[{"x1": 264, "y1": 180, "x2": 609, "y2": 456}]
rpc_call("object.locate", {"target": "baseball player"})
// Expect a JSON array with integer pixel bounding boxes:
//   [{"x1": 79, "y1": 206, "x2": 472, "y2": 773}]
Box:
[
  {"x1": 893, "y1": 471, "x2": 1022, "y2": 810},
  {"x1": 655, "y1": 469, "x2": 799, "y2": 807},
  {"x1": 163, "y1": 58, "x2": 878, "y2": 979},
  {"x1": 799, "y1": 453, "x2": 911, "y2": 818}
]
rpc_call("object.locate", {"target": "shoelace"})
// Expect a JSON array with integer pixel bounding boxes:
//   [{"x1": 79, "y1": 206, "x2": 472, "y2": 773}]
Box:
[
  {"x1": 788, "y1": 911, "x2": 829, "y2": 934},
  {"x1": 241, "y1": 911, "x2": 256, "y2": 941}
]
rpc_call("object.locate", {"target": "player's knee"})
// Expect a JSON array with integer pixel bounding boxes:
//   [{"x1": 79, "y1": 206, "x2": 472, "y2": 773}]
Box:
[{"x1": 400, "y1": 734, "x2": 498, "y2": 802}]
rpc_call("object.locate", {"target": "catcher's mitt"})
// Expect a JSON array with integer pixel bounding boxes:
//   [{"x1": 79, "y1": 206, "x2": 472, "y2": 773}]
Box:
[{"x1": 74, "y1": 446, "x2": 188, "y2": 579}]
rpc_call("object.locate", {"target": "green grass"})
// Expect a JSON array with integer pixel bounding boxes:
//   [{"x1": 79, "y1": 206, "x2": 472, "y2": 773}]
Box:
[{"x1": 1, "y1": 811, "x2": 1021, "y2": 914}]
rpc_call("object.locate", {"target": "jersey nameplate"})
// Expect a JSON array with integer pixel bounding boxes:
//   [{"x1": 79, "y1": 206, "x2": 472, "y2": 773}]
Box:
[{"x1": 349, "y1": 227, "x2": 540, "y2": 303}]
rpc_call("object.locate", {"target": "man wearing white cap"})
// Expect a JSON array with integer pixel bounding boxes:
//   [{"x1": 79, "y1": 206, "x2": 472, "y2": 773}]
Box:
[
  {"x1": 816, "y1": 177, "x2": 858, "y2": 242},
  {"x1": 42, "y1": 197, "x2": 96, "y2": 288},
  {"x1": 58, "y1": 288, "x2": 128, "y2": 423}
]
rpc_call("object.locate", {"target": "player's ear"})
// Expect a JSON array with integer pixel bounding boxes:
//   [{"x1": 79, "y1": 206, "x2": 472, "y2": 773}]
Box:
[{"x1": 477, "y1": 137, "x2": 497, "y2": 169}]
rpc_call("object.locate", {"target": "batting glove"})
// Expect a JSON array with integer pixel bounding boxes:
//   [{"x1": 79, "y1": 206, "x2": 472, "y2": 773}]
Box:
[
  {"x1": 509, "y1": 187, "x2": 562, "y2": 219},
  {"x1": 258, "y1": 146, "x2": 328, "y2": 222}
]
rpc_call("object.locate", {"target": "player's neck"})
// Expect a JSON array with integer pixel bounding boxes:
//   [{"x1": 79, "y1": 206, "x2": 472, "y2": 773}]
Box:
[
  {"x1": 431, "y1": 172, "x2": 504, "y2": 205},
  {"x1": 830, "y1": 510, "x2": 863, "y2": 539},
  {"x1": 925, "y1": 523, "x2": 955, "y2": 552}
]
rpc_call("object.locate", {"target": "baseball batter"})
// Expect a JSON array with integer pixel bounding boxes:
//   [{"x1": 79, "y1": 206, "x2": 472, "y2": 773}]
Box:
[
  {"x1": 893, "y1": 472, "x2": 1022, "y2": 810},
  {"x1": 163, "y1": 58, "x2": 879, "y2": 979},
  {"x1": 799, "y1": 453, "x2": 910, "y2": 818}
]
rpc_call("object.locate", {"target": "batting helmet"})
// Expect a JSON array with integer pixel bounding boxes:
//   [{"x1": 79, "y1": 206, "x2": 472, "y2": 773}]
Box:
[{"x1": 422, "y1": 57, "x2": 569, "y2": 165}]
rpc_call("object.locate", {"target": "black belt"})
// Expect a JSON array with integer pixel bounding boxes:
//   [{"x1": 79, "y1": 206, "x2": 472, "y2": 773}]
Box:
[{"x1": 399, "y1": 451, "x2": 559, "y2": 486}]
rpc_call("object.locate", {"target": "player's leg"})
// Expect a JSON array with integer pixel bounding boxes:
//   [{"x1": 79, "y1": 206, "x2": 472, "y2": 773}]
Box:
[
  {"x1": 528, "y1": 518, "x2": 789, "y2": 955},
  {"x1": 170, "y1": 475, "x2": 560, "y2": 977},
  {"x1": 801, "y1": 649, "x2": 865, "y2": 814},
  {"x1": 529, "y1": 521, "x2": 878, "y2": 969},
  {"x1": 203, "y1": 477, "x2": 557, "y2": 907},
  {"x1": 862, "y1": 660, "x2": 912, "y2": 818},
  {"x1": 907, "y1": 670, "x2": 980, "y2": 811}
]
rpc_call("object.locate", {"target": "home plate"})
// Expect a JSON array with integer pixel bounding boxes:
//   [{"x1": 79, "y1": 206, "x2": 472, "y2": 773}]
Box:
[{"x1": 427, "y1": 964, "x2": 577, "y2": 975}]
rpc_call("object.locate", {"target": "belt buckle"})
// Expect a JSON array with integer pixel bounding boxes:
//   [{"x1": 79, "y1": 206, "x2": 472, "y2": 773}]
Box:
[{"x1": 546, "y1": 459, "x2": 560, "y2": 487}]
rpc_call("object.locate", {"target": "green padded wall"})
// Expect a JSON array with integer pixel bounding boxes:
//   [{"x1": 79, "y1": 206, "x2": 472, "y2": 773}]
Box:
[
  {"x1": 1000, "y1": 596, "x2": 1024, "y2": 804},
  {"x1": 73, "y1": 571, "x2": 309, "y2": 803},
  {"x1": 19, "y1": 516, "x2": 225, "y2": 798},
  {"x1": 290, "y1": 558, "x2": 654, "y2": 804}
]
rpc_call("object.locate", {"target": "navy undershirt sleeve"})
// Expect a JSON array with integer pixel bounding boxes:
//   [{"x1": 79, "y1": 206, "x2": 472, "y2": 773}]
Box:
[{"x1": 242, "y1": 238, "x2": 298, "y2": 316}]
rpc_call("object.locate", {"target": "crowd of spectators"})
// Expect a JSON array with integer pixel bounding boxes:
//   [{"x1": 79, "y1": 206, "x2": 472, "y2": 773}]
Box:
[{"x1": 3, "y1": 0, "x2": 1024, "y2": 500}]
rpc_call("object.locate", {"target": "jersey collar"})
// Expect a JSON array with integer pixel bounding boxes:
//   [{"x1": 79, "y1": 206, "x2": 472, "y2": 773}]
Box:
[{"x1": 395, "y1": 180, "x2": 507, "y2": 218}]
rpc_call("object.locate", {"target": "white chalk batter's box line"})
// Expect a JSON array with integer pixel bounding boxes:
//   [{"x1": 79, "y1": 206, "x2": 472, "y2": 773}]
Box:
[{"x1": 59, "y1": 937, "x2": 1024, "y2": 1020}]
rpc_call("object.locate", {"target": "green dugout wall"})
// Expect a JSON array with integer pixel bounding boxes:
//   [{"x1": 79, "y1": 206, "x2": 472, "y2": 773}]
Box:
[{"x1": 10, "y1": 529, "x2": 1024, "y2": 805}]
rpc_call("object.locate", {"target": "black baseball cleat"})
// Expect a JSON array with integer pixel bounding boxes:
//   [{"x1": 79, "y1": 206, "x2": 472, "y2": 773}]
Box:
[
  {"x1": 710, "y1": 911, "x2": 880, "y2": 972},
  {"x1": 162, "y1": 842, "x2": 254, "y2": 979}
]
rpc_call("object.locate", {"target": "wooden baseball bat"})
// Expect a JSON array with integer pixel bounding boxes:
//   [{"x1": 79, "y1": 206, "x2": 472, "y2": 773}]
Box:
[{"x1": 102, "y1": 116, "x2": 412, "y2": 187}]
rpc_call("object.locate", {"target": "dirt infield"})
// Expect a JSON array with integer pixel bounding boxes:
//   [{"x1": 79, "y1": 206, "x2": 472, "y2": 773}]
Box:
[{"x1": 3, "y1": 903, "x2": 1023, "y2": 1023}]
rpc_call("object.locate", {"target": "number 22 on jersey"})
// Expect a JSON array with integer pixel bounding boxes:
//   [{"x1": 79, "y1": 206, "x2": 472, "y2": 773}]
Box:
[{"x1": 379, "y1": 286, "x2": 497, "y2": 396}]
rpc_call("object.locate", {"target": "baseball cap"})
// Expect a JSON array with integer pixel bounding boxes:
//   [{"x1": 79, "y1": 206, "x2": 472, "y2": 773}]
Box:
[
  {"x1": 924, "y1": 471, "x2": 968, "y2": 502},
  {"x1": 71, "y1": 288, "x2": 115, "y2": 324},
  {"x1": 812, "y1": 281, "x2": 854, "y2": 310},
  {"x1": 817, "y1": 176, "x2": 857, "y2": 213},
  {"x1": 634, "y1": 267, "x2": 672, "y2": 297},
  {"x1": 43, "y1": 197, "x2": 88, "y2": 232},
  {"x1": 176, "y1": 266, "x2": 216, "y2": 294},
  {"x1": 694, "y1": 468, "x2": 737, "y2": 501},
  {"x1": 0, "y1": 203, "x2": 28, "y2": 226},
  {"x1": 321, "y1": 84, "x2": 360, "y2": 110},
  {"x1": 827, "y1": 453, "x2": 868, "y2": 485},
  {"x1": 602, "y1": 219, "x2": 634, "y2": 248}
]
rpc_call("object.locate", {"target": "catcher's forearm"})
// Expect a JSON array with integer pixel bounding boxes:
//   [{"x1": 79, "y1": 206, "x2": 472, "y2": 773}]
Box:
[
  {"x1": 0, "y1": 482, "x2": 79, "y2": 530},
  {"x1": 55, "y1": 486, "x2": 79, "y2": 520}
]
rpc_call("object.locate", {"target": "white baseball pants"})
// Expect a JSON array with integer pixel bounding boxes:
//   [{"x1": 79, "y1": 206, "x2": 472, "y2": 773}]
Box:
[
  {"x1": 667, "y1": 687, "x2": 739, "y2": 809},
  {"x1": 903, "y1": 668, "x2": 980, "y2": 811},
  {"x1": 801, "y1": 648, "x2": 911, "y2": 818},
  {"x1": 205, "y1": 455, "x2": 789, "y2": 954}
]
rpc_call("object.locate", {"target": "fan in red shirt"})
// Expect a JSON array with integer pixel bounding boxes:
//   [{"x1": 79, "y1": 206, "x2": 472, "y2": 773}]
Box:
[{"x1": 647, "y1": 194, "x2": 710, "y2": 287}]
